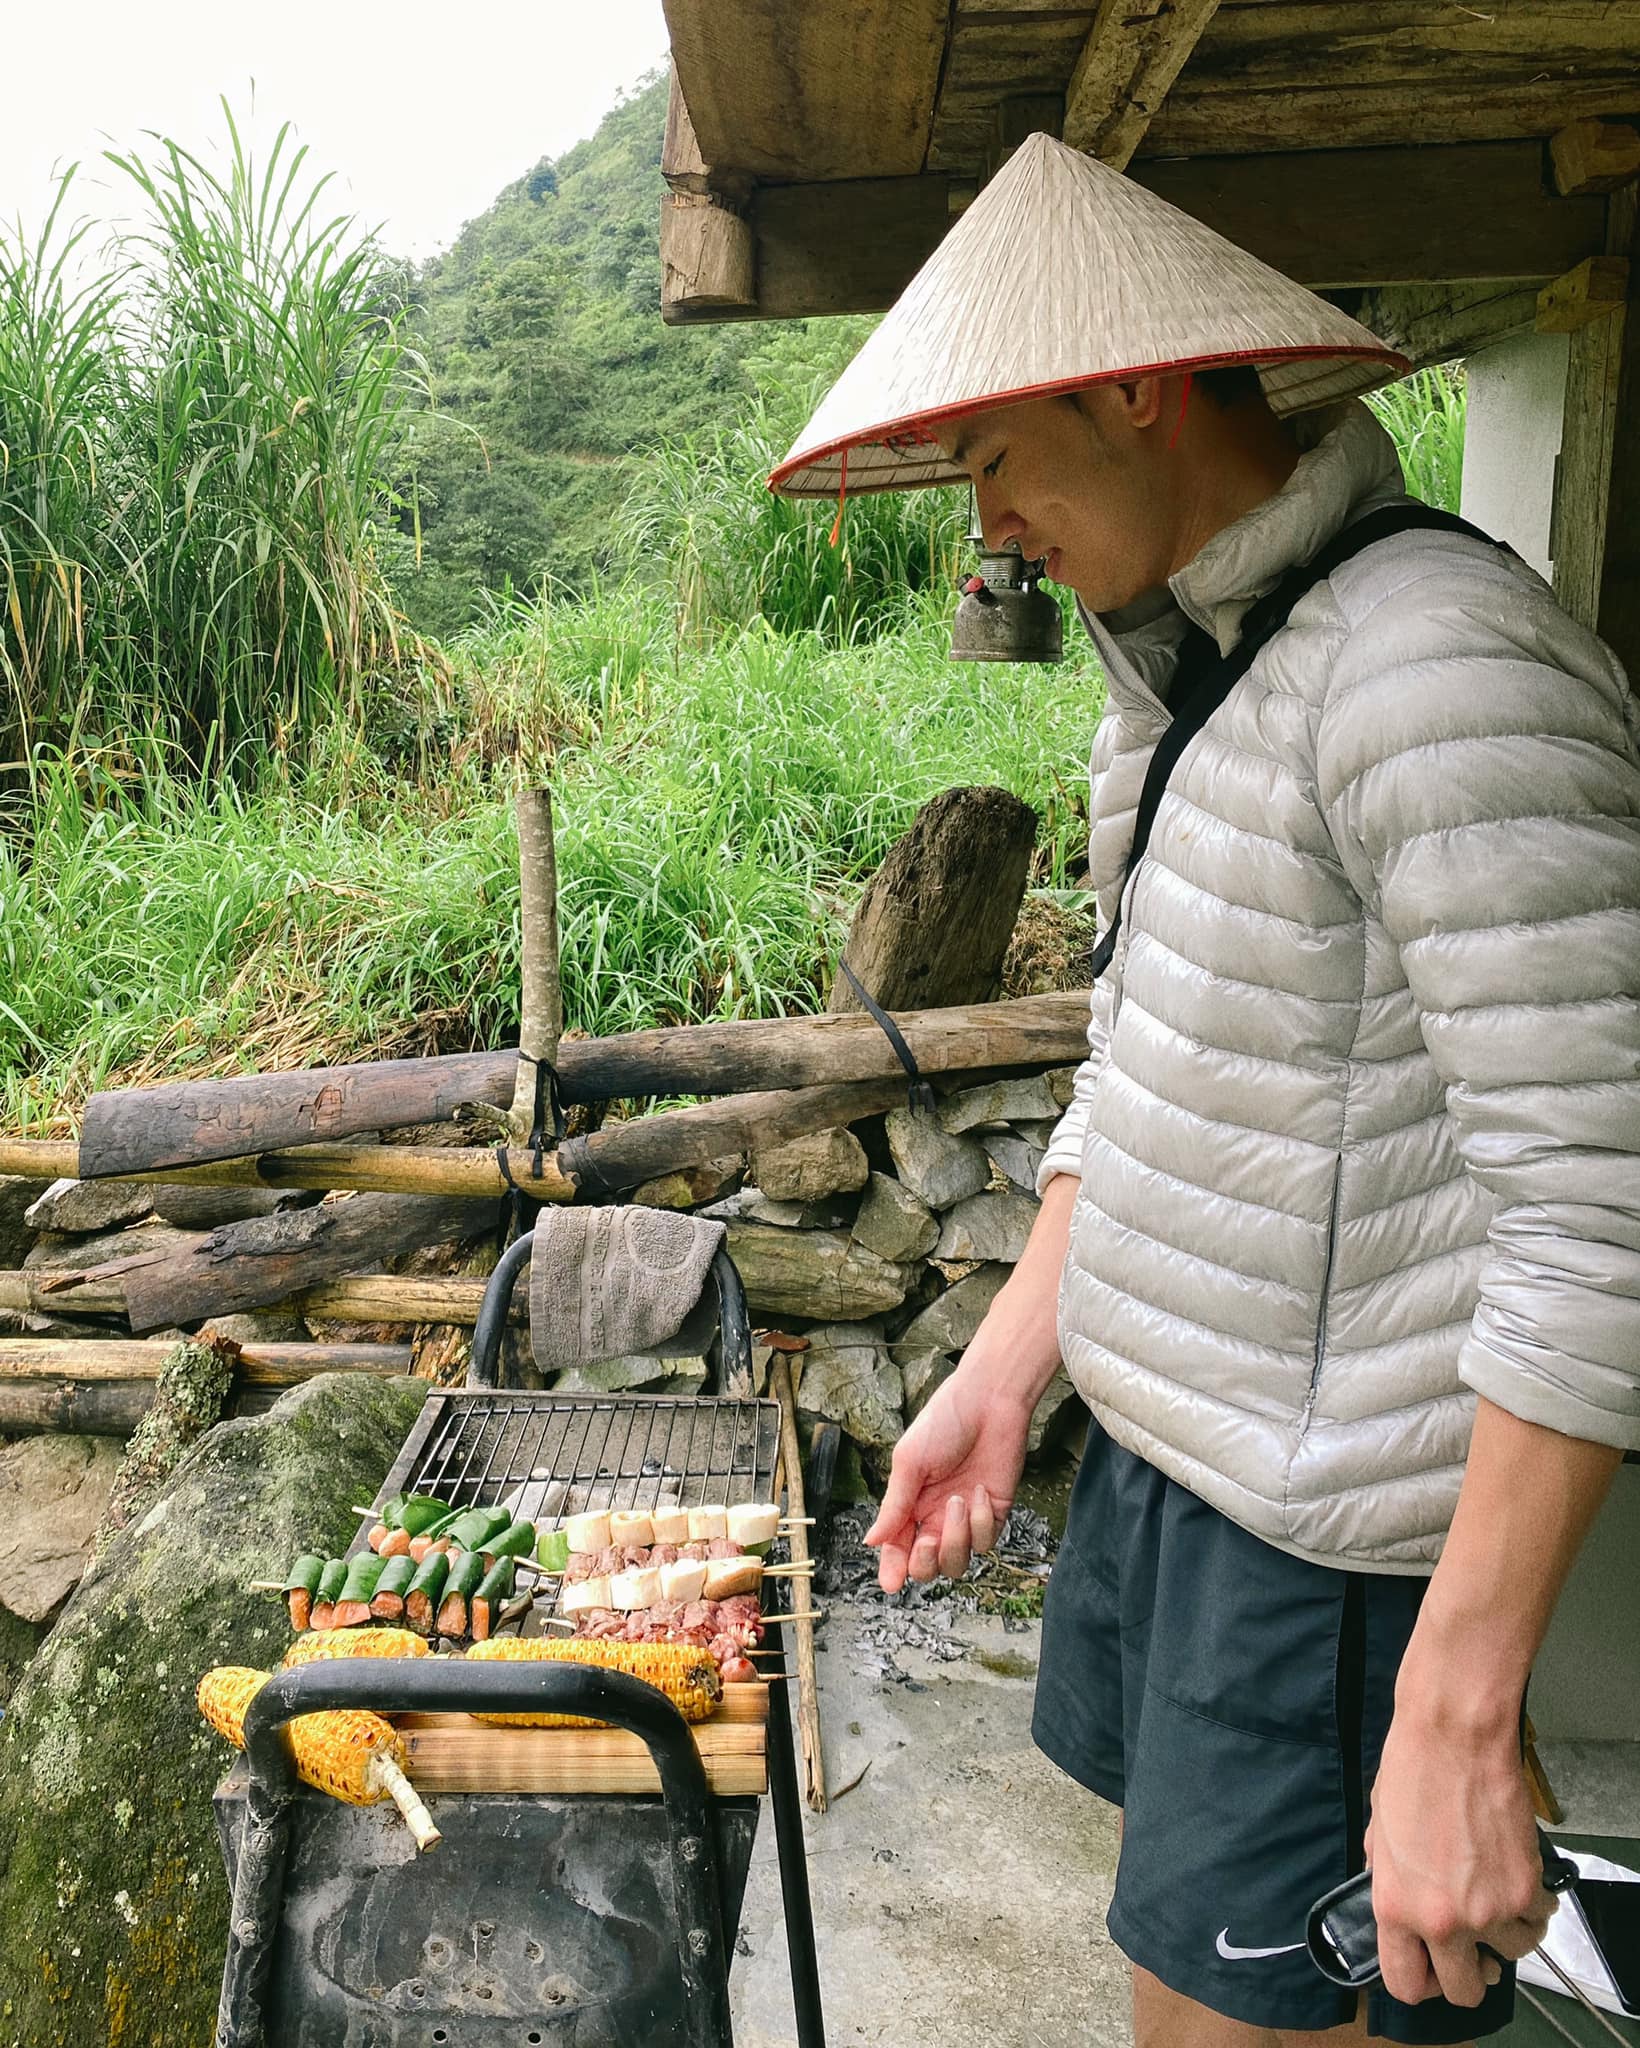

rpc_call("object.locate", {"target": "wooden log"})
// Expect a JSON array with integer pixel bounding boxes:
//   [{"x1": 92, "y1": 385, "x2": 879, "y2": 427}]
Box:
[
  {"x1": 110, "y1": 1193, "x2": 495, "y2": 1335},
  {"x1": 1538, "y1": 257, "x2": 1630, "y2": 334},
  {"x1": 509, "y1": 787, "x2": 563, "y2": 1144},
  {"x1": 90, "y1": 1336, "x2": 235, "y2": 1562},
  {"x1": 661, "y1": 192, "x2": 757, "y2": 314},
  {"x1": 1333, "y1": 281, "x2": 1542, "y2": 373},
  {"x1": 0, "y1": 1269, "x2": 502, "y2": 1328},
  {"x1": 0, "y1": 1340, "x2": 413, "y2": 1383},
  {"x1": 1552, "y1": 118, "x2": 1640, "y2": 198},
  {"x1": 770, "y1": 1350, "x2": 826, "y2": 1812},
  {"x1": 73, "y1": 990, "x2": 1093, "y2": 1176},
  {"x1": 1063, "y1": 0, "x2": 1223, "y2": 170},
  {"x1": 0, "y1": 1379, "x2": 155, "y2": 1436},
  {"x1": 827, "y1": 788, "x2": 1036, "y2": 1017}
]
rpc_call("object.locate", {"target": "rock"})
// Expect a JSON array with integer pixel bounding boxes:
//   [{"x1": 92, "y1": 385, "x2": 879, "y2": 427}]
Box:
[
  {"x1": 851, "y1": 1172, "x2": 940, "y2": 1265},
  {"x1": 0, "y1": 1436, "x2": 126, "y2": 1623},
  {"x1": 704, "y1": 1188, "x2": 858, "y2": 1232},
  {"x1": 934, "y1": 1188, "x2": 1041, "y2": 1264},
  {"x1": 642, "y1": 1355, "x2": 710, "y2": 1396},
  {"x1": 892, "y1": 1263, "x2": 1012, "y2": 1357},
  {"x1": 725, "y1": 1224, "x2": 910, "y2": 1321},
  {"x1": 983, "y1": 1129, "x2": 1048, "y2": 1193},
  {"x1": 24, "y1": 1177, "x2": 155, "y2": 1235},
  {"x1": 935, "y1": 1074, "x2": 1064, "y2": 1134},
  {"x1": 751, "y1": 1127, "x2": 869, "y2": 1204},
  {"x1": 883, "y1": 1109, "x2": 992, "y2": 1210},
  {"x1": 200, "y1": 1309, "x2": 313, "y2": 1345},
  {"x1": 149, "y1": 1184, "x2": 301, "y2": 1230},
  {"x1": 549, "y1": 1353, "x2": 692, "y2": 1396},
  {"x1": 1048, "y1": 1065, "x2": 1079, "y2": 1107},
  {"x1": 0, "y1": 1604, "x2": 51, "y2": 1708},
  {"x1": 0, "y1": 1370, "x2": 431, "y2": 2047},
  {"x1": 631, "y1": 1155, "x2": 746, "y2": 1211},
  {"x1": 793, "y1": 1324, "x2": 904, "y2": 1451},
  {"x1": 1027, "y1": 1369, "x2": 1085, "y2": 1454},
  {"x1": 1010, "y1": 1117, "x2": 1062, "y2": 1148},
  {"x1": 0, "y1": 1175, "x2": 52, "y2": 1268},
  {"x1": 899, "y1": 1348, "x2": 956, "y2": 1420}
]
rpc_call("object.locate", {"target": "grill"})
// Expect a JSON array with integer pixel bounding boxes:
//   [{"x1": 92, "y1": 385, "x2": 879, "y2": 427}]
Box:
[{"x1": 374, "y1": 1390, "x2": 783, "y2": 1540}]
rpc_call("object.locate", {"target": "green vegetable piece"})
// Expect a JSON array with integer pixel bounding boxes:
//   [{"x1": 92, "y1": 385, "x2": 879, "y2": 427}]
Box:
[
  {"x1": 535, "y1": 1528, "x2": 570, "y2": 1574},
  {"x1": 488, "y1": 1520, "x2": 535, "y2": 1560},
  {"x1": 315, "y1": 1559, "x2": 348, "y2": 1604},
  {"x1": 284, "y1": 1554, "x2": 325, "y2": 1596},
  {"x1": 373, "y1": 1554, "x2": 418, "y2": 1600},
  {"x1": 378, "y1": 1493, "x2": 408, "y2": 1529},
  {"x1": 442, "y1": 1551, "x2": 485, "y2": 1605},
  {"x1": 406, "y1": 1550, "x2": 451, "y2": 1601},
  {"x1": 443, "y1": 1506, "x2": 512, "y2": 1552},
  {"x1": 475, "y1": 1556, "x2": 516, "y2": 1606},
  {"x1": 744, "y1": 1539, "x2": 772, "y2": 1560},
  {"x1": 337, "y1": 1553, "x2": 387, "y2": 1605},
  {"x1": 398, "y1": 1494, "x2": 450, "y2": 1537}
]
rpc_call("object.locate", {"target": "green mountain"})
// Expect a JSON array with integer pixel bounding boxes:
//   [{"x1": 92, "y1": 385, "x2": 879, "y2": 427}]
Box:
[{"x1": 400, "y1": 70, "x2": 865, "y2": 634}]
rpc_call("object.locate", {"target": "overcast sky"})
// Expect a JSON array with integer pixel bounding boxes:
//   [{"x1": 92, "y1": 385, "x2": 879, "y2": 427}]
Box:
[{"x1": 0, "y1": 0, "x2": 673, "y2": 261}]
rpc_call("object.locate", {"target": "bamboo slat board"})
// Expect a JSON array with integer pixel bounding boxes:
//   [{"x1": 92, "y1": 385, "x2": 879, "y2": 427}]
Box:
[{"x1": 398, "y1": 1682, "x2": 769, "y2": 1797}]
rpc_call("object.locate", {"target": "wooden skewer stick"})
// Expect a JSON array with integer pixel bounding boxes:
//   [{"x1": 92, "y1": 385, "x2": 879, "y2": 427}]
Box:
[
  {"x1": 247, "y1": 1580, "x2": 287, "y2": 1593},
  {"x1": 367, "y1": 1754, "x2": 442, "y2": 1852},
  {"x1": 760, "y1": 1562, "x2": 815, "y2": 1576},
  {"x1": 756, "y1": 1610, "x2": 824, "y2": 1626},
  {"x1": 777, "y1": 1517, "x2": 816, "y2": 1526}
]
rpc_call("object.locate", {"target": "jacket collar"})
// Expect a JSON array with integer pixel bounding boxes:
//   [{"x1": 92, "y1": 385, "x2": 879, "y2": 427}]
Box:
[{"x1": 1080, "y1": 401, "x2": 1408, "y2": 728}]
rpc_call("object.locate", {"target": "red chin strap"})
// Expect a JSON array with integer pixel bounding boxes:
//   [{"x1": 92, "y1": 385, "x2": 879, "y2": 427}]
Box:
[
  {"x1": 829, "y1": 447, "x2": 849, "y2": 548},
  {"x1": 1166, "y1": 370, "x2": 1195, "y2": 452}
]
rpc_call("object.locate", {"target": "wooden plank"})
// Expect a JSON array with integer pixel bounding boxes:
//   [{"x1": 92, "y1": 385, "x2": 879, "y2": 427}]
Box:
[
  {"x1": 1142, "y1": 78, "x2": 1640, "y2": 156},
  {"x1": 667, "y1": 144, "x2": 1607, "y2": 325},
  {"x1": 1537, "y1": 255, "x2": 1631, "y2": 332},
  {"x1": 1553, "y1": 187, "x2": 1640, "y2": 681},
  {"x1": 1173, "y1": 0, "x2": 1640, "y2": 90},
  {"x1": 0, "y1": 1339, "x2": 412, "y2": 1383},
  {"x1": 400, "y1": 1685, "x2": 768, "y2": 1796},
  {"x1": 662, "y1": 67, "x2": 713, "y2": 196},
  {"x1": 75, "y1": 990, "x2": 1093, "y2": 1177},
  {"x1": 662, "y1": 0, "x2": 947, "y2": 182},
  {"x1": 1553, "y1": 117, "x2": 1640, "y2": 196},
  {"x1": 1337, "y1": 281, "x2": 1543, "y2": 371},
  {"x1": 1063, "y1": 0, "x2": 1225, "y2": 169}
]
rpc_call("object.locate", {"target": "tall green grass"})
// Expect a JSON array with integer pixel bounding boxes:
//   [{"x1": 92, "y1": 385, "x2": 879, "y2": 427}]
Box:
[
  {"x1": 1369, "y1": 365, "x2": 1466, "y2": 513},
  {"x1": 0, "y1": 107, "x2": 424, "y2": 773}
]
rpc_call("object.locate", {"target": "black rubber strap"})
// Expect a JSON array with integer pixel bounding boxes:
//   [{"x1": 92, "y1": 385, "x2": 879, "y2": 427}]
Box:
[
  {"x1": 839, "y1": 959, "x2": 936, "y2": 1113},
  {"x1": 494, "y1": 1053, "x2": 567, "y2": 1244},
  {"x1": 1090, "y1": 504, "x2": 1498, "y2": 983}
]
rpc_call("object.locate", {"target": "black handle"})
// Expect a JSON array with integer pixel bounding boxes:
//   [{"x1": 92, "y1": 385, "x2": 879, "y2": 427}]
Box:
[{"x1": 1307, "y1": 1827, "x2": 1579, "y2": 1988}]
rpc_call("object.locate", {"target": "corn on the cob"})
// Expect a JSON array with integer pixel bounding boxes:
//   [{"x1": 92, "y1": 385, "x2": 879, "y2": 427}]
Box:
[
  {"x1": 195, "y1": 1665, "x2": 441, "y2": 1851},
  {"x1": 282, "y1": 1626, "x2": 430, "y2": 1668},
  {"x1": 463, "y1": 1636, "x2": 723, "y2": 1726}
]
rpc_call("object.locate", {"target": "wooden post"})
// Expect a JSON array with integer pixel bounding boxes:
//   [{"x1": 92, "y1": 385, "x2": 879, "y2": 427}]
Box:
[
  {"x1": 1552, "y1": 185, "x2": 1640, "y2": 681},
  {"x1": 827, "y1": 787, "x2": 1037, "y2": 1016},
  {"x1": 770, "y1": 1351, "x2": 827, "y2": 1813},
  {"x1": 509, "y1": 787, "x2": 562, "y2": 1146}
]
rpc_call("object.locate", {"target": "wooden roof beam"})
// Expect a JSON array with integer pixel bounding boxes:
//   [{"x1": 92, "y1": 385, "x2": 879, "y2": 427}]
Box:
[
  {"x1": 1063, "y1": 0, "x2": 1224, "y2": 170},
  {"x1": 1331, "y1": 283, "x2": 1544, "y2": 374}
]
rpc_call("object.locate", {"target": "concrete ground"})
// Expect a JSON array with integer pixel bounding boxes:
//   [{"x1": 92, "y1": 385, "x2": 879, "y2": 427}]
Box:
[
  {"x1": 730, "y1": 1604, "x2": 1130, "y2": 2048},
  {"x1": 726, "y1": 1605, "x2": 1640, "y2": 2048}
]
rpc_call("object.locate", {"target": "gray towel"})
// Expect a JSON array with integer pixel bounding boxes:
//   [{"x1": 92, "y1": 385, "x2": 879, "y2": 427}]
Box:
[{"x1": 528, "y1": 1207, "x2": 727, "y2": 1373}]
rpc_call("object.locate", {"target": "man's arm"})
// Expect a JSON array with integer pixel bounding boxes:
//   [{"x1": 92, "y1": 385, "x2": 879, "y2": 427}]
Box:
[{"x1": 1370, "y1": 1401, "x2": 1623, "y2": 2006}]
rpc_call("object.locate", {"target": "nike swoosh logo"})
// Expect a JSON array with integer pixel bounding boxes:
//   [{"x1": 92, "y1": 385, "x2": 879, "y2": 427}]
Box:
[{"x1": 1215, "y1": 1930, "x2": 1307, "y2": 1962}]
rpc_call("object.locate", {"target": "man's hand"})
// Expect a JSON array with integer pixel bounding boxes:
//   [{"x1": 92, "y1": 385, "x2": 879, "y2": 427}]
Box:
[
  {"x1": 865, "y1": 1370, "x2": 1033, "y2": 1592},
  {"x1": 1367, "y1": 1699, "x2": 1554, "y2": 2007}
]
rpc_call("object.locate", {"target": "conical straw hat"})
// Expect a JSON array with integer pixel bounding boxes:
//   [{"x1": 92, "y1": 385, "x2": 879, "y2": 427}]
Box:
[{"x1": 769, "y1": 133, "x2": 1408, "y2": 498}]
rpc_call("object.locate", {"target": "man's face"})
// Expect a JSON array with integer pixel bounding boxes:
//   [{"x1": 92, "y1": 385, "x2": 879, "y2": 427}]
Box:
[{"x1": 937, "y1": 380, "x2": 1182, "y2": 614}]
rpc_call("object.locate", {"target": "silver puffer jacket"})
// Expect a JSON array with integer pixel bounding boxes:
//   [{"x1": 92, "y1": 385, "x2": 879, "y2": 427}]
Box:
[{"x1": 1039, "y1": 402, "x2": 1640, "y2": 1571}]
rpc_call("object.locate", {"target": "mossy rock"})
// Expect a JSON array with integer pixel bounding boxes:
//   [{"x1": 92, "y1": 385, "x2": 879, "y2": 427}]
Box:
[
  {"x1": 0, "y1": 1600, "x2": 53, "y2": 1707},
  {"x1": 0, "y1": 1370, "x2": 431, "y2": 2048}
]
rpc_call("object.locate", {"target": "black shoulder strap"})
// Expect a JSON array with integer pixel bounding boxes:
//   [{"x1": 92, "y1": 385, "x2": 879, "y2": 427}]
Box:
[{"x1": 1088, "y1": 504, "x2": 1496, "y2": 980}]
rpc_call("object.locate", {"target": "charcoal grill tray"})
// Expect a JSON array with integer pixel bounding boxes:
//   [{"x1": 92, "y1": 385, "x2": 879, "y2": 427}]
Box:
[{"x1": 364, "y1": 1390, "x2": 784, "y2": 1541}]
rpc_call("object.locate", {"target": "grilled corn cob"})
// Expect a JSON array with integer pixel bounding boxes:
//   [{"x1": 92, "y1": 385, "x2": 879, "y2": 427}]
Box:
[
  {"x1": 282, "y1": 1626, "x2": 430, "y2": 1668},
  {"x1": 463, "y1": 1636, "x2": 723, "y2": 1727},
  {"x1": 196, "y1": 1665, "x2": 441, "y2": 1851}
]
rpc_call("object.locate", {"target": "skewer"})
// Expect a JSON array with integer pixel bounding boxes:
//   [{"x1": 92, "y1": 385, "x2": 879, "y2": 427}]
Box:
[
  {"x1": 758, "y1": 1610, "x2": 824, "y2": 1626},
  {"x1": 760, "y1": 1562, "x2": 814, "y2": 1577},
  {"x1": 246, "y1": 1581, "x2": 287, "y2": 1594},
  {"x1": 778, "y1": 1516, "x2": 815, "y2": 1526}
]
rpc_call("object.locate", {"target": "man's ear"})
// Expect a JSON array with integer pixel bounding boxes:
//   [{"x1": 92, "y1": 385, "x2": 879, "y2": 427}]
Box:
[{"x1": 1114, "y1": 376, "x2": 1167, "y2": 431}]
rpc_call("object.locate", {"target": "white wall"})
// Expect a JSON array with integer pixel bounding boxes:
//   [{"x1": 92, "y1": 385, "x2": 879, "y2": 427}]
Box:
[{"x1": 1459, "y1": 328, "x2": 1569, "y2": 579}]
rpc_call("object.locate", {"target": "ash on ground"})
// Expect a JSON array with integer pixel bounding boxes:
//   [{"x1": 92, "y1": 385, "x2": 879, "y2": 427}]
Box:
[{"x1": 817, "y1": 1500, "x2": 1057, "y2": 1688}]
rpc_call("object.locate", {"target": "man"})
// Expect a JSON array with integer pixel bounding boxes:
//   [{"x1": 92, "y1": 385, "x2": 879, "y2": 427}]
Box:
[{"x1": 769, "y1": 136, "x2": 1640, "y2": 2045}]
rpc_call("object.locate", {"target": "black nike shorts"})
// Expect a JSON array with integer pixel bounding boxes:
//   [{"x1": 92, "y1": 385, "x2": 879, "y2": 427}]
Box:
[{"x1": 1032, "y1": 1421, "x2": 1516, "y2": 2042}]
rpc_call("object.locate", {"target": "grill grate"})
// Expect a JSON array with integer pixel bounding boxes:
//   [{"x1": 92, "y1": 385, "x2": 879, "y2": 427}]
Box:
[{"x1": 372, "y1": 1391, "x2": 783, "y2": 1533}]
